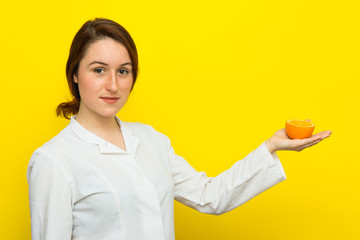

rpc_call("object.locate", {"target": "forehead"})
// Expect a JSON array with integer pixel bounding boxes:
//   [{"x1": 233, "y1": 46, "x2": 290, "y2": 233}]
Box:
[{"x1": 82, "y1": 38, "x2": 131, "y2": 64}]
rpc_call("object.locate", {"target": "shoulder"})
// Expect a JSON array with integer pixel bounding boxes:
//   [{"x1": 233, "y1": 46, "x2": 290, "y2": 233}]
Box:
[
  {"x1": 27, "y1": 146, "x2": 69, "y2": 184},
  {"x1": 26, "y1": 126, "x2": 73, "y2": 183},
  {"x1": 122, "y1": 121, "x2": 158, "y2": 136},
  {"x1": 31, "y1": 125, "x2": 73, "y2": 158},
  {"x1": 121, "y1": 121, "x2": 171, "y2": 147},
  {"x1": 122, "y1": 121, "x2": 153, "y2": 131}
]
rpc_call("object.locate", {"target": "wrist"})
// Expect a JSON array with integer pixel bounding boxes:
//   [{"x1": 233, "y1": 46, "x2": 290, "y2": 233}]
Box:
[{"x1": 265, "y1": 139, "x2": 275, "y2": 155}]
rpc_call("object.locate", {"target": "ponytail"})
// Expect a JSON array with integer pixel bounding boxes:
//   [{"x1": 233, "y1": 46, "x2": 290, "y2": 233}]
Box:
[{"x1": 56, "y1": 98, "x2": 80, "y2": 120}]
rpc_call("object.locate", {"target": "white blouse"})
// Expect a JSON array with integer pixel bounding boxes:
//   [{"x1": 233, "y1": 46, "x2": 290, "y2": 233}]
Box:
[{"x1": 27, "y1": 115, "x2": 286, "y2": 240}]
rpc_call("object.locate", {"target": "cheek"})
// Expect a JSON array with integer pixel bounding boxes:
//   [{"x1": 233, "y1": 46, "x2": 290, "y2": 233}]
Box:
[
  {"x1": 78, "y1": 79, "x2": 99, "y2": 99},
  {"x1": 121, "y1": 78, "x2": 134, "y2": 92}
]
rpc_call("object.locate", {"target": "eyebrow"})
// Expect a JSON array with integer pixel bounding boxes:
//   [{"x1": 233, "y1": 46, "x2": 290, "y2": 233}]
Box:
[{"x1": 87, "y1": 61, "x2": 132, "y2": 67}]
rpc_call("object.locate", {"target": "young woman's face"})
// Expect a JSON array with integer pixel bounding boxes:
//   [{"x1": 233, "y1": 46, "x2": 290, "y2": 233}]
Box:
[{"x1": 74, "y1": 37, "x2": 133, "y2": 119}]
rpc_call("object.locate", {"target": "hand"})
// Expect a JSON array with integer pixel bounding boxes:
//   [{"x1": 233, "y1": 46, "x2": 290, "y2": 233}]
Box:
[{"x1": 265, "y1": 119, "x2": 333, "y2": 154}]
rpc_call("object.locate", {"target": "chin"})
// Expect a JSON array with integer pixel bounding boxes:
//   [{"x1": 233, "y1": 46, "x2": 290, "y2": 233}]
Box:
[
  {"x1": 98, "y1": 110, "x2": 120, "y2": 118},
  {"x1": 95, "y1": 105, "x2": 124, "y2": 118}
]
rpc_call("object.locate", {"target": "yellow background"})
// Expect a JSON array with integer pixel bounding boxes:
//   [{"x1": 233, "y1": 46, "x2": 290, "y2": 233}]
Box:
[{"x1": 1, "y1": 0, "x2": 359, "y2": 239}]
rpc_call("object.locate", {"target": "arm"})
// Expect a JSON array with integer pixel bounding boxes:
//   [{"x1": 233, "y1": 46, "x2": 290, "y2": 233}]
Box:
[
  {"x1": 157, "y1": 132, "x2": 286, "y2": 215},
  {"x1": 27, "y1": 148, "x2": 74, "y2": 240}
]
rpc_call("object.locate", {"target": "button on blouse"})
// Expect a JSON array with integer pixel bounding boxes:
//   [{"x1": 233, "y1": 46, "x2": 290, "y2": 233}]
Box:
[{"x1": 27, "y1": 116, "x2": 286, "y2": 240}]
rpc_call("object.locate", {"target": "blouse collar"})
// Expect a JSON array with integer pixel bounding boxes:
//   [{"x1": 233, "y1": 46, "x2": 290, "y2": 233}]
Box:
[{"x1": 69, "y1": 115, "x2": 139, "y2": 154}]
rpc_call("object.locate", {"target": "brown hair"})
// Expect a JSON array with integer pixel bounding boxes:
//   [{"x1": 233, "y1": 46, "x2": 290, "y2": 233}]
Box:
[{"x1": 56, "y1": 18, "x2": 139, "y2": 119}]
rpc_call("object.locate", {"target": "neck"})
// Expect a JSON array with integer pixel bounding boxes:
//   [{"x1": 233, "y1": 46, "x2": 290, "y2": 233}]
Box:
[{"x1": 75, "y1": 111, "x2": 120, "y2": 136}]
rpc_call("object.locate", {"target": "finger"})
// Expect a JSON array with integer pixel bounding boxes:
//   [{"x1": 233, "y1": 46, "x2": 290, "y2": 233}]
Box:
[
  {"x1": 294, "y1": 138, "x2": 323, "y2": 151},
  {"x1": 290, "y1": 135, "x2": 322, "y2": 149},
  {"x1": 312, "y1": 131, "x2": 332, "y2": 139},
  {"x1": 298, "y1": 132, "x2": 333, "y2": 150},
  {"x1": 290, "y1": 130, "x2": 332, "y2": 151},
  {"x1": 274, "y1": 128, "x2": 289, "y2": 138},
  {"x1": 299, "y1": 136, "x2": 321, "y2": 145},
  {"x1": 324, "y1": 130, "x2": 333, "y2": 136},
  {"x1": 300, "y1": 139, "x2": 323, "y2": 149}
]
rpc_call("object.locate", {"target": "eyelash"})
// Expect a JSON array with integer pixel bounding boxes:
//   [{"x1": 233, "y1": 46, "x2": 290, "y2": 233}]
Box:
[{"x1": 93, "y1": 68, "x2": 129, "y2": 75}]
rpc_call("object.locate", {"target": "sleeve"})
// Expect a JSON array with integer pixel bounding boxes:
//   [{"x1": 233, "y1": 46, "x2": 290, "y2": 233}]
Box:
[
  {"x1": 26, "y1": 148, "x2": 74, "y2": 239},
  {"x1": 157, "y1": 132, "x2": 287, "y2": 215}
]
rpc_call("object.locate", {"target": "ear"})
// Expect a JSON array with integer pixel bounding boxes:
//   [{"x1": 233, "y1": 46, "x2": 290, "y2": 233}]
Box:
[{"x1": 73, "y1": 73, "x2": 78, "y2": 83}]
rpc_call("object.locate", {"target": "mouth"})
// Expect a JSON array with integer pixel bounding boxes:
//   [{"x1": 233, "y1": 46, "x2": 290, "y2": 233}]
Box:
[{"x1": 100, "y1": 97, "x2": 119, "y2": 104}]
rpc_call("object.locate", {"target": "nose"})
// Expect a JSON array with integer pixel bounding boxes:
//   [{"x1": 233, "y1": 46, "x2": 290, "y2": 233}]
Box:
[{"x1": 105, "y1": 71, "x2": 120, "y2": 92}]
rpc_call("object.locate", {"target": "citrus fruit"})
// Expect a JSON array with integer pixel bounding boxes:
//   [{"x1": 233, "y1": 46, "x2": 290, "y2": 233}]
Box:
[{"x1": 285, "y1": 120, "x2": 315, "y2": 139}]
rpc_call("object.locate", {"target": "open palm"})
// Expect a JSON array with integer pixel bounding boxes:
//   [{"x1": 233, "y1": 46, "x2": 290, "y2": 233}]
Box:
[{"x1": 266, "y1": 120, "x2": 332, "y2": 153}]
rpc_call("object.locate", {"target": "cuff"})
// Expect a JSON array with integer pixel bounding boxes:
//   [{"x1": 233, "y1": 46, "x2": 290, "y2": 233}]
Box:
[{"x1": 258, "y1": 141, "x2": 287, "y2": 180}]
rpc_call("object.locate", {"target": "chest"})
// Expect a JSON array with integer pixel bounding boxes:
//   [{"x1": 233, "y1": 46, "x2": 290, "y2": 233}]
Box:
[
  {"x1": 69, "y1": 142, "x2": 174, "y2": 209},
  {"x1": 97, "y1": 130, "x2": 127, "y2": 152}
]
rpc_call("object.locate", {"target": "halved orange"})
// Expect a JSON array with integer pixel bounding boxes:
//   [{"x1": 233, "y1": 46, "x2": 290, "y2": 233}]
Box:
[{"x1": 285, "y1": 120, "x2": 315, "y2": 139}]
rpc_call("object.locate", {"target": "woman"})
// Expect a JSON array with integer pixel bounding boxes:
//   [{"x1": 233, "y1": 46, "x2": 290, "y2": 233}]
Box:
[{"x1": 27, "y1": 18, "x2": 332, "y2": 240}]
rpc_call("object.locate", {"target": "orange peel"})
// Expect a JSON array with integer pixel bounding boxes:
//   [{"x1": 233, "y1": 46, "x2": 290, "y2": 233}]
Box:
[{"x1": 285, "y1": 119, "x2": 315, "y2": 139}]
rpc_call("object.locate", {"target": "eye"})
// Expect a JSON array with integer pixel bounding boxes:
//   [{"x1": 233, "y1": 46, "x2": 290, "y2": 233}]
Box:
[
  {"x1": 94, "y1": 68, "x2": 104, "y2": 74},
  {"x1": 119, "y1": 69, "x2": 129, "y2": 75}
]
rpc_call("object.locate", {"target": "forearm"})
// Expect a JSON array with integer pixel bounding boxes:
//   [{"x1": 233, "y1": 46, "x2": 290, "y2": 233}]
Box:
[{"x1": 174, "y1": 141, "x2": 286, "y2": 215}]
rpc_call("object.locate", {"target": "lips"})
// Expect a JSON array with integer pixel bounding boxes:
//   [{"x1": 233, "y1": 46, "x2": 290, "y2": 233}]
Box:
[{"x1": 100, "y1": 97, "x2": 119, "y2": 104}]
